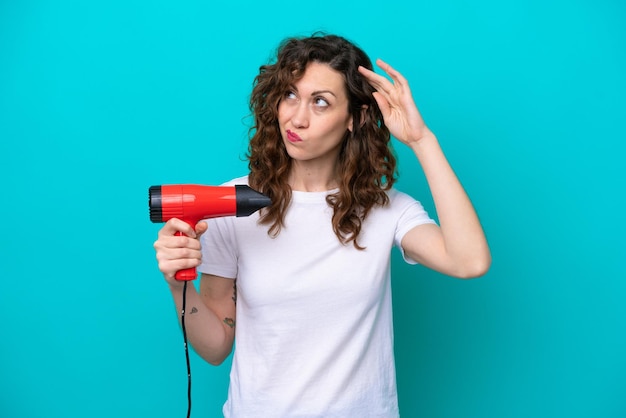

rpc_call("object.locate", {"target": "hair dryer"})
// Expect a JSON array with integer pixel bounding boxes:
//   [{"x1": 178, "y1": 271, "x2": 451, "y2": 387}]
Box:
[{"x1": 149, "y1": 184, "x2": 271, "y2": 281}]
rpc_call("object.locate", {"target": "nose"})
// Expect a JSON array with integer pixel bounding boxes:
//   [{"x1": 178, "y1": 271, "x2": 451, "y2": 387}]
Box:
[{"x1": 290, "y1": 101, "x2": 309, "y2": 129}]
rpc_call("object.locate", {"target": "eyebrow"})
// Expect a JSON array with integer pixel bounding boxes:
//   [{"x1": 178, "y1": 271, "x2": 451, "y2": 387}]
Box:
[
  {"x1": 311, "y1": 90, "x2": 337, "y2": 98},
  {"x1": 290, "y1": 85, "x2": 337, "y2": 98}
]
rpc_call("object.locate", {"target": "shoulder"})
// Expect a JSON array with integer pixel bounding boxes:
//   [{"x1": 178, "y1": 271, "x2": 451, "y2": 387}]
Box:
[
  {"x1": 385, "y1": 187, "x2": 423, "y2": 209},
  {"x1": 380, "y1": 186, "x2": 436, "y2": 227},
  {"x1": 219, "y1": 175, "x2": 250, "y2": 186}
]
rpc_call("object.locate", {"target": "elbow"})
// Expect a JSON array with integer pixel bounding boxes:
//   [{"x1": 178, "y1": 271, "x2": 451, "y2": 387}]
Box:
[
  {"x1": 204, "y1": 349, "x2": 232, "y2": 366},
  {"x1": 198, "y1": 341, "x2": 234, "y2": 366},
  {"x1": 207, "y1": 356, "x2": 227, "y2": 366},
  {"x1": 454, "y1": 253, "x2": 492, "y2": 279}
]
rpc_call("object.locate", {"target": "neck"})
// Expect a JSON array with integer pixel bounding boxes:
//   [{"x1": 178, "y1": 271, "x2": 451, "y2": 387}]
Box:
[{"x1": 288, "y1": 162, "x2": 339, "y2": 192}]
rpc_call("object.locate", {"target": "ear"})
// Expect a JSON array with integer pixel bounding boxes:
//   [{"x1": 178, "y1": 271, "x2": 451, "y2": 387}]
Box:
[
  {"x1": 359, "y1": 105, "x2": 368, "y2": 127},
  {"x1": 348, "y1": 105, "x2": 368, "y2": 133}
]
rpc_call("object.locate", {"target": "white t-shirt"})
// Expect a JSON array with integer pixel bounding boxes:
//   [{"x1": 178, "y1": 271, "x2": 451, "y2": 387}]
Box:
[{"x1": 199, "y1": 176, "x2": 435, "y2": 418}]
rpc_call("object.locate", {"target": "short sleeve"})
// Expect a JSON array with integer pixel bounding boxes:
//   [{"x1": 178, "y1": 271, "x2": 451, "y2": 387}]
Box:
[
  {"x1": 391, "y1": 189, "x2": 437, "y2": 265},
  {"x1": 198, "y1": 216, "x2": 238, "y2": 279},
  {"x1": 197, "y1": 176, "x2": 249, "y2": 279}
]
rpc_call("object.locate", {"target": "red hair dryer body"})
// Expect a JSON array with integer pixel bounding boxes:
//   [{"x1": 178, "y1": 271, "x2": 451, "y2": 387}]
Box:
[{"x1": 149, "y1": 184, "x2": 271, "y2": 281}]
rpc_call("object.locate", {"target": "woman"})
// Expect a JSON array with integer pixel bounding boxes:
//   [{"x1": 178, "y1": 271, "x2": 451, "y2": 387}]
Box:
[{"x1": 154, "y1": 33, "x2": 490, "y2": 417}]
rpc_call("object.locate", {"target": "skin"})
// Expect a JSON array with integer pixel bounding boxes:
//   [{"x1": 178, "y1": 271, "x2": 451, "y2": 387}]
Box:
[
  {"x1": 359, "y1": 59, "x2": 491, "y2": 278},
  {"x1": 154, "y1": 219, "x2": 234, "y2": 365},
  {"x1": 153, "y1": 59, "x2": 491, "y2": 365},
  {"x1": 278, "y1": 61, "x2": 354, "y2": 192}
]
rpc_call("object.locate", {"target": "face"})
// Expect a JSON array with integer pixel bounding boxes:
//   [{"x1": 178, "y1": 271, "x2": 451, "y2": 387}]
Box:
[{"x1": 277, "y1": 62, "x2": 353, "y2": 166}]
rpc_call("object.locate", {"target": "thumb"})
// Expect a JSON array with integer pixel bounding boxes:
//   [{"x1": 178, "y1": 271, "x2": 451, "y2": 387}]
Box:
[
  {"x1": 195, "y1": 221, "x2": 209, "y2": 237},
  {"x1": 372, "y1": 91, "x2": 391, "y2": 120}
]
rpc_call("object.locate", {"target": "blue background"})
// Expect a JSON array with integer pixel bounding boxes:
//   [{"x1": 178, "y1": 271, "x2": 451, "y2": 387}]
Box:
[{"x1": 1, "y1": 0, "x2": 625, "y2": 417}]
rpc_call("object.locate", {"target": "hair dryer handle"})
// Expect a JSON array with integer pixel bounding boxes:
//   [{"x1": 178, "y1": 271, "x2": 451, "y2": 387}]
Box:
[{"x1": 174, "y1": 223, "x2": 199, "y2": 281}]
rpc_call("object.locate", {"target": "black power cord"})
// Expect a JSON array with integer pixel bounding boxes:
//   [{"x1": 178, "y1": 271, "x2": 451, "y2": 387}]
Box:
[{"x1": 181, "y1": 280, "x2": 192, "y2": 418}]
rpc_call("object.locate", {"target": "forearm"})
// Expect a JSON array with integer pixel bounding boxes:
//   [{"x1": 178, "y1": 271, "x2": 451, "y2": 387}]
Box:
[
  {"x1": 168, "y1": 282, "x2": 234, "y2": 365},
  {"x1": 410, "y1": 134, "x2": 491, "y2": 276}
]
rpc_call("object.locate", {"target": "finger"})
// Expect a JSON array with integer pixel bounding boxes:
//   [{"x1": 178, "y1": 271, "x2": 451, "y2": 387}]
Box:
[
  {"x1": 360, "y1": 61, "x2": 402, "y2": 92},
  {"x1": 375, "y1": 59, "x2": 409, "y2": 90},
  {"x1": 372, "y1": 91, "x2": 391, "y2": 119},
  {"x1": 158, "y1": 257, "x2": 202, "y2": 280},
  {"x1": 154, "y1": 234, "x2": 202, "y2": 252},
  {"x1": 155, "y1": 245, "x2": 202, "y2": 275},
  {"x1": 358, "y1": 65, "x2": 394, "y2": 95},
  {"x1": 158, "y1": 246, "x2": 202, "y2": 262},
  {"x1": 158, "y1": 218, "x2": 196, "y2": 238},
  {"x1": 195, "y1": 221, "x2": 208, "y2": 237}
]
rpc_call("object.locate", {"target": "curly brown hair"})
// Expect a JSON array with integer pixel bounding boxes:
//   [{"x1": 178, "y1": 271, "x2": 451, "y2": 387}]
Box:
[{"x1": 247, "y1": 33, "x2": 397, "y2": 249}]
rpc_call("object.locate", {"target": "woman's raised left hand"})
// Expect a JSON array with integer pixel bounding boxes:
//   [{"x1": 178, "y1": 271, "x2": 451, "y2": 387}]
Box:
[{"x1": 358, "y1": 59, "x2": 434, "y2": 146}]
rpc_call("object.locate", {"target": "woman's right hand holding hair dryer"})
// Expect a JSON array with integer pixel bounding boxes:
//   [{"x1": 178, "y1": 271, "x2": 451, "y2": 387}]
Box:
[
  {"x1": 153, "y1": 219, "x2": 236, "y2": 365},
  {"x1": 153, "y1": 218, "x2": 208, "y2": 285}
]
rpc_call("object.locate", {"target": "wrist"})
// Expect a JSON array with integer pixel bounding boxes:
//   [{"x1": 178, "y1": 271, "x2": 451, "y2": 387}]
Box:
[
  {"x1": 167, "y1": 278, "x2": 187, "y2": 291},
  {"x1": 408, "y1": 131, "x2": 439, "y2": 155}
]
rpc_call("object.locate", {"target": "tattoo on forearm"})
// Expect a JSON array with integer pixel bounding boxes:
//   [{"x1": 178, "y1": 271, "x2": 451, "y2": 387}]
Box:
[{"x1": 223, "y1": 317, "x2": 235, "y2": 328}]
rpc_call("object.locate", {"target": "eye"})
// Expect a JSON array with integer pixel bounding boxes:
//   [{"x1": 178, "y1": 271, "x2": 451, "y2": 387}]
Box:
[
  {"x1": 284, "y1": 90, "x2": 297, "y2": 100},
  {"x1": 313, "y1": 96, "x2": 330, "y2": 108}
]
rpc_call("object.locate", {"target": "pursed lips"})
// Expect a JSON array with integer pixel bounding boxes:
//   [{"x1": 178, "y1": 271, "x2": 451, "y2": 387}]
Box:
[{"x1": 286, "y1": 129, "x2": 302, "y2": 143}]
